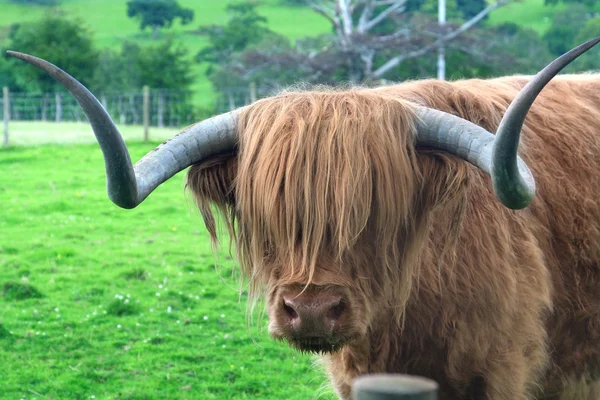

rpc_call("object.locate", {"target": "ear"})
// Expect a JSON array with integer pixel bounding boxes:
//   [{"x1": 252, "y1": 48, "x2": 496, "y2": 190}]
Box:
[
  {"x1": 187, "y1": 153, "x2": 238, "y2": 206},
  {"x1": 415, "y1": 150, "x2": 471, "y2": 259},
  {"x1": 186, "y1": 154, "x2": 238, "y2": 238},
  {"x1": 416, "y1": 150, "x2": 471, "y2": 211}
]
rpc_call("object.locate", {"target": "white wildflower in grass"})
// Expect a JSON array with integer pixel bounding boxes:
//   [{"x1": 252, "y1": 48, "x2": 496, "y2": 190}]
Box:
[
  {"x1": 156, "y1": 292, "x2": 161, "y2": 297},
  {"x1": 203, "y1": 315, "x2": 208, "y2": 320},
  {"x1": 176, "y1": 320, "x2": 180, "y2": 324},
  {"x1": 136, "y1": 322, "x2": 140, "y2": 327},
  {"x1": 167, "y1": 306, "x2": 172, "y2": 313},
  {"x1": 195, "y1": 296, "x2": 200, "y2": 300},
  {"x1": 220, "y1": 314, "x2": 225, "y2": 318},
  {"x1": 54, "y1": 307, "x2": 59, "y2": 312},
  {"x1": 117, "y1": 325, "x2": 121, "y2": 329},
  {"x1": 126, "y1": 294, "x2": 130, "y2": 298},
  {"x1": 224, "y1": 334, "x2": 229, "y2": 339},
  {"x1": 149, "y1": 308, "x2": 154, "y2": 312},
  {"x1": 124, "y1": 299, "x2": 129, "y2": 304},
  {"x1": 159, "y1": 285, "x2": 163, "y2": 289}
]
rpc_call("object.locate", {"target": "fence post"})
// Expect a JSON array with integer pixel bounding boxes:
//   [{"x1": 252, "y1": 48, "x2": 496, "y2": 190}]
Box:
[
  {"x1": 143, "y1": 85, "x2": 150, "y2": 142},
  {"x1": 352, "y1": 374, "x2": 438, "y2": 400},
  {"x1": 249, "y1": 82, "x2": 257, "y2": 103},
  {"x1": 227, "y1": 91, "x2": 236, "y2": 111},
  {"x1": 3, "y1": 87, "x2": 8, "y2": 147},
  {"x1": 55, "y1": 92, "x2": 62, "y2": 123},
  {"x1": 157, "y1": 90, "x2": 164, "y2": 128}
]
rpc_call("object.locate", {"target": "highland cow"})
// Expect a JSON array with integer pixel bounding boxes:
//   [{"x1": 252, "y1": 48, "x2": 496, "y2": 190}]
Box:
[{"x1": 8, "y1": 38, "x2": 600, "y2": 400}]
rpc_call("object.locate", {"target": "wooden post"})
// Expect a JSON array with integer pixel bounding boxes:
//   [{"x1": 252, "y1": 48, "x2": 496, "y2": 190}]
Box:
[
  {"x1": 227, "y1": 92, "x2": 235, "y2": 111},
  {"x1": 157, "y1": 90, "x2": 164, "y2": 128},
  {"x1": 143, "y1": 85, "x2": 150, "y2": 142},
  {"x1": 3, "y1": 87, "x2": 8, "y2": 147},
  {"x1": 55, "y1": 92, "x2": 62, "y2": 123},
  {"x1": 249, "y1": 82, "x2": 257, "y2": 103},
  {"x1": 352, "y1": 374, "x2": 438, "y2": 400}
]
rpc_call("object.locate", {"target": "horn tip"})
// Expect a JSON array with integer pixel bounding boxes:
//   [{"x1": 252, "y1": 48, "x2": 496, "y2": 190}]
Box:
[{"x1": 6, "y1": 50, "x2": 26, "y2": 58}]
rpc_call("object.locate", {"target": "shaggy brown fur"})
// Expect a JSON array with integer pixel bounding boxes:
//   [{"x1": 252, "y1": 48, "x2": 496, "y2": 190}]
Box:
[{"x1": 187, "y1": 75, "x2": 600, "y2": 400}]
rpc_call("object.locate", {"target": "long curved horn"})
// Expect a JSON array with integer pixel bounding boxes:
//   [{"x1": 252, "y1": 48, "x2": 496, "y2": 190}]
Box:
[
  {"x1": 6, "y1": 51, "x2": 238, "y2": 209},
  {"x1": 414, "y1": 36, "x2": 600, "y2": 209}
]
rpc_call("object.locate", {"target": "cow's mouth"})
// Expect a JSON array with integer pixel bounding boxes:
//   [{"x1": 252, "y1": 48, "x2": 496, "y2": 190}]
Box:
[{"x1": 287, "y1": 336, "x2": 348, "y2": 354}]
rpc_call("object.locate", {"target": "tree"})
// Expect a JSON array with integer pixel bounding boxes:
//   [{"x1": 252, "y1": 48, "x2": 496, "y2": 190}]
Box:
[
  {"x1": 5, "y1": 13, "x2": 98, "y2": 121},
  {"x1": 6, "y1": 14, "x2": 98, "y2": 92},
  {"x1": 542, "y1": 5, "x2": 589, "y2": 56},
  {"x1": 455, "y1": 0, "x2": 487, "y2": 19},
  {"x1": 196, "y1": 3, "x2": 273, "y2": 65},
  {"x1": 137, "y1": 39, "x2": 195, "y2": 127},
  {"x1": 196, "y1": 2, "x2": 283, "y2": 93},
  {"x1": 212, "y1": 19, "x2": 551, "y2": 93},
  {"x1": 302, "y1": 0, "x2": 512, "y2": 83},
  {"x1": 136, "y1": 39, "x2": 194, "y2": 90},
  {"x1": 0, "y1": 57, "x2": 22, "y2": 91},
  {"x1": 567, "y1": 15, "x2": 600, "y2": 71},
  {"x1": 126, "y1": 0, "x2": 194, "y2": 40},
  {"x1": 91, "y1": 42, "x2": 143, "y2": 93}
]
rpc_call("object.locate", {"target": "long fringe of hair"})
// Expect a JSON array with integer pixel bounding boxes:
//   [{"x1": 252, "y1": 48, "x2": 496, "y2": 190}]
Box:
[{"x1": 188, "y1": 87, "x2": 430, "y2": 315}]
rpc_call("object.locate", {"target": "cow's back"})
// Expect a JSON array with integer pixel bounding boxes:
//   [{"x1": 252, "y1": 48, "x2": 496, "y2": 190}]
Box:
[{"x1": 374, "y1": 75, "x2": 600, "y2": 398}]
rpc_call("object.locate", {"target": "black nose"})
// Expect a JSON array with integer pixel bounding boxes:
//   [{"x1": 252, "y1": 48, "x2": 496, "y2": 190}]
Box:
[{"x1": 282, "y1": 293, "x2": 345, "y2": 335}]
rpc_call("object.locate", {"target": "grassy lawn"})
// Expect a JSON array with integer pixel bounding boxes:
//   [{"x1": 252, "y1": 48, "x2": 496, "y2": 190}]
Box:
[
  {"x1": 0, "y1": 140, "x2": 336, "y2": 399},
  {"x1": 4, "y1": 121, "x2": 181, "y2": 146}
]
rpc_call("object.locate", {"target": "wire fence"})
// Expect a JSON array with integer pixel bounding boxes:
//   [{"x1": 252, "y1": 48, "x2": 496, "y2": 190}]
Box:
[
  {"x1": 2, "y1": 88, "x2": 197, "y2": 127},
  {"x1": 0, "y1": 84, "x2": 276, "y2": 146}
]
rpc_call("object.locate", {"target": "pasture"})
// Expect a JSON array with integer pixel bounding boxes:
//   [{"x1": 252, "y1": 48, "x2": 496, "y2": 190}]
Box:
[{"x1": 0, "y1": 132, "x2": 336, "y2": 399}]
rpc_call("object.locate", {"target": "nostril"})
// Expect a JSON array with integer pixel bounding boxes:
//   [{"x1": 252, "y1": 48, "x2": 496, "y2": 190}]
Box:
[
  {"x1": 327, "y1": 300, "x2": 345, "y2": 321},
  {"x1": 283, "y1": 301, "x2": 298, "y2": 319}
]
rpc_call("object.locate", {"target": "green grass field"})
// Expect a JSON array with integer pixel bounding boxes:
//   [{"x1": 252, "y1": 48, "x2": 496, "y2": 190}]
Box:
[{"x1": 0, "y1": 141, "x2": 337, "y2": 399}]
